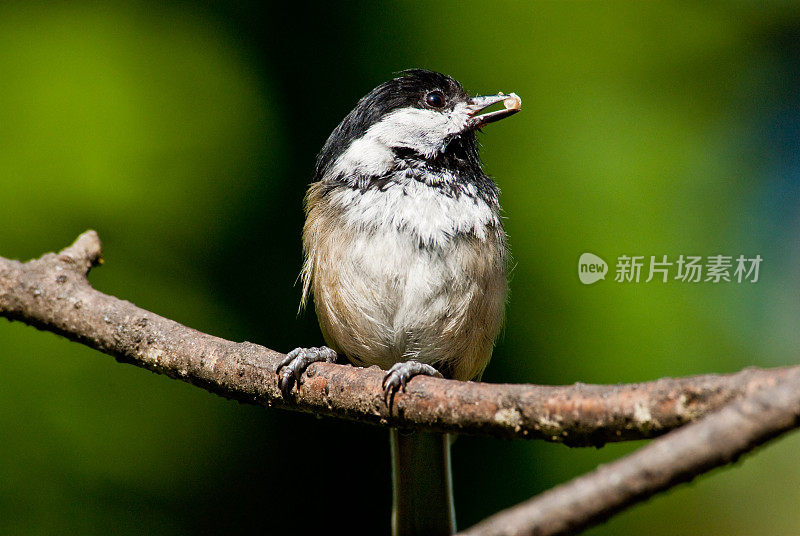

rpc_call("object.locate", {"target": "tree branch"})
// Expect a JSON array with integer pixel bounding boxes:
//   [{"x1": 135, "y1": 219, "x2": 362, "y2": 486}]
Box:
[
  {"x1": 0, "y1": 231, "x2": 795, "y2": 447},
  {"x1": 4, "y1": 232, "x2": 800, "y2": 535},
  {"x1": 457, "y1": 368, "x2": 800, "y2": 536}
]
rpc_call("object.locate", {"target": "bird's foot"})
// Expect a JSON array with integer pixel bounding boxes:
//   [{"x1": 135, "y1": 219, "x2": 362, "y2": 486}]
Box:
[
  {"x1": 382, "y1": 361, "x2": 442, "y2": 407},
  {"x1": 276, "y1": 346, "x2": 338, "y2": 397}
]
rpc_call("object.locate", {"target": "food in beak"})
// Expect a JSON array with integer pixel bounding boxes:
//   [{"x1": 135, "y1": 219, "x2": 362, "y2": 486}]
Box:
[{"x1": 467, "y1": 92, "x2": 522, "y2": 128}]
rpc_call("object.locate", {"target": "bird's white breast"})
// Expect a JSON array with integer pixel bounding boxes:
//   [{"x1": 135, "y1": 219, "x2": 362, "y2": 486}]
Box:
[
  {"x1": 328, "y1": 171, "x2": 500, "y2": 248},
  {"x1": 307, "y1": 177, "x2": 506, "y2": 377}
]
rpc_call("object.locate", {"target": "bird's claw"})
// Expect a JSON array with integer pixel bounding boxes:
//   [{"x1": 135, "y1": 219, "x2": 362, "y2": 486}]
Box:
[
  {"x1": 382, "y1": 361, "x2": 442, "y2": 407},
  {"x1": 276, "y1": 346, "x2": 338, "y2": 397}
]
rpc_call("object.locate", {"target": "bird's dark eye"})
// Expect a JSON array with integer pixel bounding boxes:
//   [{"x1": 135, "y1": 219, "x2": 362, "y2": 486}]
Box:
[{"x1": 425, "y1": 91, "x2": 446, "y2": 108}]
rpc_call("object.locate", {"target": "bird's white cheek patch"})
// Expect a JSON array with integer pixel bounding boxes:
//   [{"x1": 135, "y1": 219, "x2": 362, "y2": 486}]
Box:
[
  {"x1": 330, "y1": 105, "x2": 472, "y2": 177},
  {"x1": 370, "y1": 107, "x2": 469, "y2": 158},
  {"x1": 330, "y1": 136, "x2": 395, "y2": 180}
]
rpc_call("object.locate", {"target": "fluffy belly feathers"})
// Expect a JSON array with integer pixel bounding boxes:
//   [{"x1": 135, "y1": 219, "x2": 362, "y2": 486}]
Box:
[{"x1": 302, "y1": 183, "x2": 507, "y2": 381}]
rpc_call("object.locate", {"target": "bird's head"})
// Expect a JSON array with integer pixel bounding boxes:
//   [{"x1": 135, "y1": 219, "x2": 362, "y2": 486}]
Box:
[{"x1": 315, "y1": 69, "x2": 520, "y2": 184}]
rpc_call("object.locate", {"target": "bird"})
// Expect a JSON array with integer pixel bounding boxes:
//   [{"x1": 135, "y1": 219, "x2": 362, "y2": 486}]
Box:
[{"x1": 276, "y1": 69, "x2": 520, "y2": 535}]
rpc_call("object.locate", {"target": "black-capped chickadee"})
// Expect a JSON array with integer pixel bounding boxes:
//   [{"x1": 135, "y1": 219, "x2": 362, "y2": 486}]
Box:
[{"x1": 277, "y1": 69, "x2": 520, "y2": 535}]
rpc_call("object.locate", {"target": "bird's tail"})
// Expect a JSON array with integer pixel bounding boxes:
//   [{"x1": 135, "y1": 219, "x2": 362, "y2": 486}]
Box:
[{"x1": 390, "y1": 429, "x2": 455, "y2": 536}]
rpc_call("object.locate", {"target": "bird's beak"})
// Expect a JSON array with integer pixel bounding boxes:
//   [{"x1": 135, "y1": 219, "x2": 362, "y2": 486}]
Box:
[{"x1": 466, "y1": 92, "x2": 521, "y2": 129}]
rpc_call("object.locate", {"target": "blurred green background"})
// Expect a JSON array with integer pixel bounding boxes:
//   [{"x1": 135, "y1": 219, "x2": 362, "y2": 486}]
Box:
[{"x1": 1, "y1": 1, "x2": 799, "y2": 534}]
